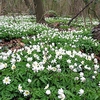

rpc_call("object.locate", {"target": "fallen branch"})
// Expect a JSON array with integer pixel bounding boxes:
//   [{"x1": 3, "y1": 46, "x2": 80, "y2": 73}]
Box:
[{"x1": 67, "y1": 0, "x2": 96, "y2": 26}]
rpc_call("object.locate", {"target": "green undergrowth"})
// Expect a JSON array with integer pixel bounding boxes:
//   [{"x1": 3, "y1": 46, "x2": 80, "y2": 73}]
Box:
[{"x1": 0, "y1": 16, "x2": 100, "y2": 100}]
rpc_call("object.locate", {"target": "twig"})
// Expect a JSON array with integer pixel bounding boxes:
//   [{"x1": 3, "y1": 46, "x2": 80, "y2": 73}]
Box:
[{"x1": 67, "y1": 0, "x2": 96, "y2": 26}]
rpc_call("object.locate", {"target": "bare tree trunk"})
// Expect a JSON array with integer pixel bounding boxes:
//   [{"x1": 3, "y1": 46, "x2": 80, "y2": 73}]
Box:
[
  {"x1": 0, "y1": 0, "x2": 1, "y2": 15},
  {"x1": 33, "y1": 0, "x2": 45, "y2": 23}
]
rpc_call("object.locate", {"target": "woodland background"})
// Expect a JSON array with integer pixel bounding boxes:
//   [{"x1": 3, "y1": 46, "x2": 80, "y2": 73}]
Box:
[{"x1": 0, "y1": 0, "x2": 100, "y2": 18}]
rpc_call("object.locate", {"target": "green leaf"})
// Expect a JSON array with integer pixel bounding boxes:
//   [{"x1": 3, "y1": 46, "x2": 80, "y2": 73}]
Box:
[{"x1": 65, "y1": 90, "x2": 75, "y2": 97}]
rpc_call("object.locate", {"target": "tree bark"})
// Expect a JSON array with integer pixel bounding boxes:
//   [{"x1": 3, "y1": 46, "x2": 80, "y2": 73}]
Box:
[
  {"x1": 33, "y1": 0, "x2": 45, "y2": 23},
  {"x1": 0, "y1": 0, "x2": 1, "y2": 15}
]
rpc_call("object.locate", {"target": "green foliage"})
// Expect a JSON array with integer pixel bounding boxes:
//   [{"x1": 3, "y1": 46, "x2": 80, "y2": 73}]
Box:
[{"x1": 0, "y1": 16, "x2": 100, "y2": 100}]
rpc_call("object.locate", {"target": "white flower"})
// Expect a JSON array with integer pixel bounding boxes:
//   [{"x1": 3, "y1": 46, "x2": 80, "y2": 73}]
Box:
[
  {"x1": 7, "y1": 50, "x2": 12, "y2": 56},
  {"x1": 66, "y1": 51, "x2": 71, "y2": 56},
  {"x1": 32, "y1": 61, "x2": 39, "y2": 67},
  {"x1": 28, "y1": 79, "x2": 32, "y2": 83},
  {"x1": 0, "y1": 56, "x2": 2, "y2": 59},
  {"x1": 67, "y1": 59, "x2": 71, "y2": 64},
  {"x1": 56, "y1": 65, "x2": 60, "y2": 69},
  {"x1": 92, "y1": 76, "x2": 95, "y2": 79},
  {"x1": 27, "y1": 49, "x2": 32, "y2": 54},
  {"x1": 59, "y1": 55, "x2": 62, "y2": 59},
  {"x1": 69, "y1": 65, "x2": 74, "y2": 70},
  {"x1": 3, "y1": 56, "x2": 7, "y2": 60},
  {"x1": 11, "y1": 64, "x2": 16, "y2": 70},
  {"x1": 98, "y1": 81, "x2": 100, "y2": 87},
  {"x1": 94, "y1": 58, "x2": 98, "y2": 64},
  {"x1": 52, "y1": 67, "x2": 57, "y2": 72},
  {"x1": 48, "y1": 54, "x2": 51, "y2": 59},
  {"x1": 81, "y1": 61, "x2": 84, "y2": 65},
  {"x1": 80, "y1": 77, "x2": 86, "y2": 82},
  {"x1": 79, "y1": 72, "x2": 84, "y2": 77},
  {"x1": 0, "y1": 63, "x2": 5, "y2": 70},
  {"x1": 3, "y1": 77, "x2": 11, "y2": 85},
  {"x1": 87, "y1": 56, "x2": 92, "y2": 60},
  {"x1": 57, "y1": 68, "x2": 61, "y2": 72},
  {"x1": 26, "y1": 63, "x2": 30, "y2": 68},
  {"x1": 73, "y1": 68, "x2": 77, "y2": 72},
  {"x1": 44, "y1": 84, "x2": 49, "y2": 90},
  {"x1": 32, "y1": 66, "x2": 39, "y2": 73},
  {"x1": 23, "y1": 90, "x2": 30, "y2": 96},
  {"x1": 58, "y1": 88, "x2": 64, "y2": 94},
  {"x1": 95, "y1": 43, "x2": 98, "y2": 46},
  {"x1": 78, "y1": 89, "x2": 84, "y2": 96},
  {"x1": 46, "y1": 90, "x2": 51, "y2": 95},
  {"x1": 94, "y1": 71, "x2": 97, "y2": 74},
  {"x1": 34, "y1": 54, "x2": 40, "y2": 60},
  {"x1": 10, "y1": 58, "x2": 16, "y2": 64},
  {"x1": 18, "y1": 84, "x2": 23, "y2": 93},
  {"x1": 43, "y1": 56, "x2": 47, "y2": 63},
  {"x1": 47, "y1": 65, "x2": 53, "y2": 71},
  {"x1": 4, "y1": 63, "x2": 7, "y2": 68},
  {"x1": 51, "y1": 59, "x2": 57, "y2": 64},
  {"x1": 75, "y1": 58, "x2": 78, "y2": 61},
  {"x1": 27, "y1": 57, "x2": 32, "y2": 62},
  {"x1": 38, "y1": 63, "x2": 45, "y2": 71},
  {"x1": 94, "y1": 65, "x2": 99, "y2": 70},
  {"x1": 58, "y1": 93, "x2": 65, "y2": 100},
  {"x1": 84, "y1": 65, "x2": 91, "y2": 70},
  {"x1": 45, "y1": 47, "x2": 48, "y2": 51},
  {"x1": 91, "y1": 53, "x2": 94, "y2": 59},
  {"x1": 32, "y1": 61, "x2": 44, "y2": 72},
  {"x1": 74, "y1": 63, "x2": 77, "y2": 66},
  {"x1": 58, "y1": 88, "x2": 65, "y2": 100},
  {"x1": 74, "y1": 77, "x2": 79, "y2": 80},
  {"x1": 17, "y1": 57, "x2": 21, "y2": 62},
  {"x1": 56, "y1": 50, "x2": 61, "y2": 57}
]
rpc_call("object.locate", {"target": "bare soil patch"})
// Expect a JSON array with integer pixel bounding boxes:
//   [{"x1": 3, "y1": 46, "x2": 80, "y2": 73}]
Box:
[{"x1": 0, "y1": 38, "x2": 25, "y2": 51}]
